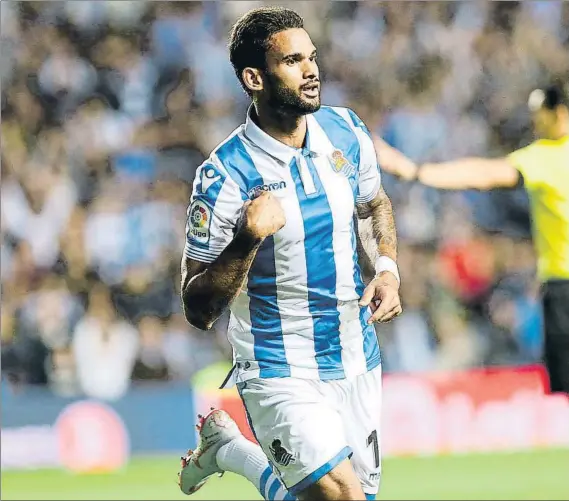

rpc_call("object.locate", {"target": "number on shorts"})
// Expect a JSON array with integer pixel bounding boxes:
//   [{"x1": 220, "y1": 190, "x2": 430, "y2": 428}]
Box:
[{"x1": 367, "y1": 429, "x2": 379, "y2": 468}]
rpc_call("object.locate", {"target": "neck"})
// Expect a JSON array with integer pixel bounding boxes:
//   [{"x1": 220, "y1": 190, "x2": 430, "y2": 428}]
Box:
[{"x1": 252, "y1": 103, "x2": 306, "y2": 149}]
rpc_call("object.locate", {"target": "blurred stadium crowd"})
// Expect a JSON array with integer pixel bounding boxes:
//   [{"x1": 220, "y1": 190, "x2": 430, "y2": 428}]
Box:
[{"x1": 2, "y1": 1, "x2": 568, "y2": 400}]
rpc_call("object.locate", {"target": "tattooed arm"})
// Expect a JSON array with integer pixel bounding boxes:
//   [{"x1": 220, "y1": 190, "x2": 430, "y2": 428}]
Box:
[
  {"x1": 182, "y1": 192, "x2": 285, "y2": 331},
  {"x1": 357, "y1": 186, "x2": 397, "y2": 261},
  {"x1": 355, "y1": 216, "x2": 376, "y2": 284},
  {"x1": 346, "y1": 108, "x2": 401, "y2": 322},
  {"x1": 356, "y1": 186, "x2": 402, "y2": 323}
]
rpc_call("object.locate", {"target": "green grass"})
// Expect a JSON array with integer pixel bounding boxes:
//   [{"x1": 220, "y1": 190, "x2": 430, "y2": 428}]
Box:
[{"x1": 2, "y1": 449, "x2": 568, "y2": 500}]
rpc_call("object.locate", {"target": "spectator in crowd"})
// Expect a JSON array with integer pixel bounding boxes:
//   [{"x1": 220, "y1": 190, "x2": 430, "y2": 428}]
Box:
[{"x1": 72, "y1": 284, "x2": 138, "y2": 401}]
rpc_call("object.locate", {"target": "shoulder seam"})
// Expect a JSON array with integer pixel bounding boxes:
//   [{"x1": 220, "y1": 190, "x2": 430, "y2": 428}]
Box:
[
  {"x1": 327, "y1": 106, "x2": 360, "y2": 131},
  {"x1": 206, "y1": 131, "x2": 246, "y2": 192}
]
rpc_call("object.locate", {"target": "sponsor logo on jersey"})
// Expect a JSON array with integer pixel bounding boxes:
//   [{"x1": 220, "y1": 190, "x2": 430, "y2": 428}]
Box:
[
  {"x1": 200, "y1": 165, "x2": 222, "y2": 194},
  {"x1": 247, "y1": 181, "x2": 287, "y2": 199},
  {"x1": 187, "y1": 199, "x2": 211, "y2": 244},
  {"x1": 269, "y1": 438, "x2": 296, "y2": 467}
]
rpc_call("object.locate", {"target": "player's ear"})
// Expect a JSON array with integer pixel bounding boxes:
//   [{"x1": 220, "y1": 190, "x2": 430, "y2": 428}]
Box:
[{"x1": 242, "y1": 68, "x2": 263, "y2": 93}]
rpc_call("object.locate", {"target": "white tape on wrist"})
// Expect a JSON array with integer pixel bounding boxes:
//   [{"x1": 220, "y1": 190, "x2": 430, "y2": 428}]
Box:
[{"x1": 374, "y1": 256, "x2": 400, "y2": 284}]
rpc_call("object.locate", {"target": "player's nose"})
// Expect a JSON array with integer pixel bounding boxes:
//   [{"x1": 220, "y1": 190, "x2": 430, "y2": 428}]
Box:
[{"x1": 301, "y1": 60, "x2": 318, "y2": 80}]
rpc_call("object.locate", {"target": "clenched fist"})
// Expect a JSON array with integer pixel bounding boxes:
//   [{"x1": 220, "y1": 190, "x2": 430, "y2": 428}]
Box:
[{"x1": 240, "y1": 191, "x2": 286, "y2": 240}]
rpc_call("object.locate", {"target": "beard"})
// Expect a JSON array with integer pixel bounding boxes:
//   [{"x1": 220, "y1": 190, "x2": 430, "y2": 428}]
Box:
[{"x1": 265, "y1": 72, "x2": 321, "y2": 115}]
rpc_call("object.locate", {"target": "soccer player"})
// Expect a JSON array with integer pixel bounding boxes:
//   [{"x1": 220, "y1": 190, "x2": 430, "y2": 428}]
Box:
[
  {"x1": 379, "y1": 83, "x2": 569, "y2": 395},
  {"x1": 178, "y1": 6, "x2": 401, "y2": 501}
]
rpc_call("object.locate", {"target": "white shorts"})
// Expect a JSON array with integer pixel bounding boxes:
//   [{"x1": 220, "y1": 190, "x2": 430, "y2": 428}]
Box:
[{"x1": 238, "y1": 365, "x2": 382, "y2": 498}]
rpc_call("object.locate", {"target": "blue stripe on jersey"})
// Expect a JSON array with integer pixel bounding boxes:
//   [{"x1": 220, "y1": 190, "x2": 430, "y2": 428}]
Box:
[
  {"x1": 313, "y1": 107, "x2": 361, "y2": 195},
  {"x1": 249, "y1": 237, "x2": 290, "y2": 378},
  {"x1": 347, "y1": 108, "x2": 373, "y2": 140},
  {"x1": 216, "y1": 136, "x2": 288, "y2": 378},
  {"x1": 360, "y1": 306, "x2": 381, "y2": 371},
  {"x1": 290, "y1": 156, "x2": 344, "y2": 379},
  {"x1": 214, "y1": 135, "x2": 253, "y2": 200}
]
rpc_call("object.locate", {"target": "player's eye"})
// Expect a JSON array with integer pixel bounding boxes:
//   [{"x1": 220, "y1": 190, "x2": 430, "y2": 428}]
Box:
[
  {"x1": 285, "y1": 59, "x2": 296, "y2": 66},
  {"x1": 310, "y1": 54, "x2": 317, "y2": 62}
]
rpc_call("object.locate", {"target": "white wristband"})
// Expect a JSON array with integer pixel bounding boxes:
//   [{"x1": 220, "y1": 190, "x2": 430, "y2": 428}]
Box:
[{"x1": 374, "y1": 256, "x2": 400, "y2": 284}]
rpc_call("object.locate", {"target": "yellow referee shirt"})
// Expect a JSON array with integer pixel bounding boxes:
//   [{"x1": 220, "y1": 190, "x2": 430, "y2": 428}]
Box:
[{"x1": 508, "y1": 135, "x2": 569, "y2": 282}]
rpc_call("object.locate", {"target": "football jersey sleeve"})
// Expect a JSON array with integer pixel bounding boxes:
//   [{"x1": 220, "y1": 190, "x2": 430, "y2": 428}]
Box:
[
  {"x1": 507, "y1": 142, "x2": 543, "y2": 190},
  {"x1": 345, "y1": 109, "x2": 382, "y2": 204},
  {"x1": 184, "y1": 160, "x2": 245, "y2": 264}
]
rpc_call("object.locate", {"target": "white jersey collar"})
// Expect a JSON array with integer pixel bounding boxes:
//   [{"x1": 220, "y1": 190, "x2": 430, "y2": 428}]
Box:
[{"x1": 244, "y1": 105, "x2": 324, "y2": 165}]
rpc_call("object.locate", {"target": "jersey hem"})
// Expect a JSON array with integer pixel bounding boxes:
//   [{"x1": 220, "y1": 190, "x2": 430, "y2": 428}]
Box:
[{"x1": 235, "y1": 355, "x2": 382, "y2": 383}]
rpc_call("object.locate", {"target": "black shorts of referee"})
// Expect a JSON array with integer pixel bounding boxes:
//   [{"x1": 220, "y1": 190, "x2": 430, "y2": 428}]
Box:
[{"x1": 542, "y1": 280, "x2": 569, "y2": 395}]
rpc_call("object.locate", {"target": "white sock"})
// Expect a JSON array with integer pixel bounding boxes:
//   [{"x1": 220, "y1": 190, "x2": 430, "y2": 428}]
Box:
[{"x1": 217, "y1": 437, "x2": 296, "y2": 500}]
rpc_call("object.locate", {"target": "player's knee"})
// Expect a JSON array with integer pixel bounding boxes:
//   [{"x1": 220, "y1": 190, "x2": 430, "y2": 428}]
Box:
[{"x1": 297, "y1": 459, "x2": 365, "y2": 501}]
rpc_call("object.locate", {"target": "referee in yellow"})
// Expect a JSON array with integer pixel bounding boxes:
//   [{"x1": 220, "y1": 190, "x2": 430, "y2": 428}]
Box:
[{"x1": 378, "y1": 83, "x2": 569, "y2": 395}]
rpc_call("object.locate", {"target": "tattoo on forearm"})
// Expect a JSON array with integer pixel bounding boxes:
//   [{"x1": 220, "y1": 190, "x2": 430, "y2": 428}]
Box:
[
  {"x1": 370, "y1": 186, "x2": 397, "y2": 261},
  {"x1": 181, "y1": 231, "x2": 262, "y2": 330}
]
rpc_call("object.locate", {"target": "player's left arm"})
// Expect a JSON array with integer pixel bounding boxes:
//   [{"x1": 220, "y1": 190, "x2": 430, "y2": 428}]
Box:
[
  {"x1": 346, "y1": 109, "x2": 402, "y2": 323},
  {"x1": 357, "y1": 186, "x2": 402, "y2": 323}
]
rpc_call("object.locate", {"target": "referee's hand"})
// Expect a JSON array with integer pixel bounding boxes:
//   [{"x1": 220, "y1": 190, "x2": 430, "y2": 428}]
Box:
[
  {"x1": 359, "y1": 272, "x2": 402, "y2": 323},
  {"x1": 373, "y1": 136, "x2": 418, "y2": 181}
]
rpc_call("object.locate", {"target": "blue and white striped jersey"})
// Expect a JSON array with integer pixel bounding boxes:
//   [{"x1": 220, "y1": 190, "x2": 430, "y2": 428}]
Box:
[{"x1": 184, "y1": 106, "x2": 382, "y2": 383}]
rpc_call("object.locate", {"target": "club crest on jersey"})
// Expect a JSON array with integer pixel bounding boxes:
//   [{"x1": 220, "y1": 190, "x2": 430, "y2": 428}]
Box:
[
  {"x1": 187, "y1": 199, "x2": 211, "y2": 244},
  {"x1": 269, "y1": 439, "x2": 296, "y2": 467},
  {"x1": 330, "y1": 149, "x2": 355, "y2": 178}
]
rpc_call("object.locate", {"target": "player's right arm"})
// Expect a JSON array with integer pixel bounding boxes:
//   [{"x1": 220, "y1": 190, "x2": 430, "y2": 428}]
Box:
[{"x1": 181, "y1": 162, "x2": 285, "y2": 331}]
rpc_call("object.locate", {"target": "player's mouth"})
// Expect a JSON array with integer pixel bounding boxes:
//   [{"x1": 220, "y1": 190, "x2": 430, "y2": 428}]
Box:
[{"x1": 301, "y1": 82, "x2": 320, "y2": 98}]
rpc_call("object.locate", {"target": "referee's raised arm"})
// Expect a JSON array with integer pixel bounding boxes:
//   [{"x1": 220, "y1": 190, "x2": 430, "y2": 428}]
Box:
[
  {"x1": 378, "y1": 84, "x2": 568, "y2": 193},
  {"x1": 375, "y1": 82, "x2": 569, "y2": 395}
]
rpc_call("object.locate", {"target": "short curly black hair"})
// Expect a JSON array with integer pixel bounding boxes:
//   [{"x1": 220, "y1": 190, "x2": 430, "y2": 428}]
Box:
[{"x1": 228, "y1": 6, "x2": 304, "y2": 95}]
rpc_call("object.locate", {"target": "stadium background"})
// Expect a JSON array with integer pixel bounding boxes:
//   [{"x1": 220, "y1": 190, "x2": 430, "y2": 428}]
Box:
[{"x1": 1, "y1": 1, "x2": 568, "y2": 499}]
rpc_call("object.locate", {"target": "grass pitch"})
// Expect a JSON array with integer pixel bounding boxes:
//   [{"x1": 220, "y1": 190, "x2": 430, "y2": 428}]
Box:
[{"x1": 2, "y1": 448, "x2": 568, "y2": 500}]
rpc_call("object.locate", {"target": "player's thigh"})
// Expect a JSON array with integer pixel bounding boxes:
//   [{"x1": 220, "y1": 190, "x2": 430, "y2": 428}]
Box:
[
  {"x1": 343, "y1": 365, "x2": 383, "y2": 497},
  {"x1": 298, "y1": 457, "x2": 365, "y2": 501},
  {"x1": 238, "y1": 377, "x2": 354, "y2": 497}
]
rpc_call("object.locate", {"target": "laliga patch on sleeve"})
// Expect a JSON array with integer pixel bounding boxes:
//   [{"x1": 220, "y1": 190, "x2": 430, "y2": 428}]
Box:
[{"x1": 187, "y1": 199, "x2": 212, "y2": 245}]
